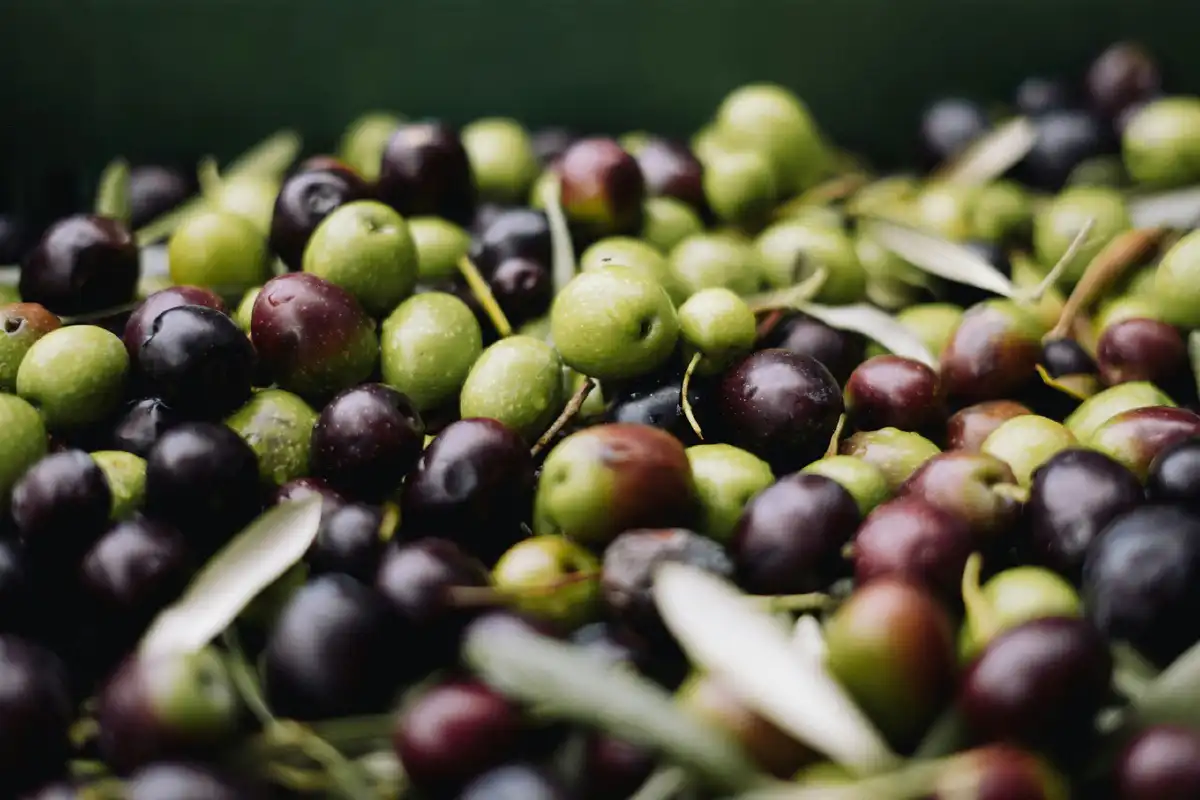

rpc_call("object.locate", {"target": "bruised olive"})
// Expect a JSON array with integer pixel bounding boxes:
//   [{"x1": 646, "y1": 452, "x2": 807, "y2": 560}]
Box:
[
  {"x1": 557, "y1": 138, "x2": 645, "y2": 242},
  {"x1": 900, "y1": 451, "x2": 1020, "y2": 540},
  {"x1": 1088, "y1": 406, "x2": 1200, "y2": 481},
  {"x1": 844, "y1": 355, "x2": 943, "y2": 433},
  {"x1": 1097, "y1": 317, "x2": 1189, "y2": 387},
  {"x1": 946, "y1": 400, "x2": 1032, "y2": 452},
  {"x1": 853, "y1": 496, "x2": 974, "y2": 602}
]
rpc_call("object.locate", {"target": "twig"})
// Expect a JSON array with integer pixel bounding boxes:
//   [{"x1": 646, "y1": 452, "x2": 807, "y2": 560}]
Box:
[
  {"x1": 531, "y1": 377, "x2": 595, "y2": 457},
  {"x1": 681, "y1": 352, "x2": 705, "y2": 441},
  {"x1": 1020, "y1": 217, "x2": 1095, "y2": 303},
  {"x1": 458, "y1": 255, "x2": 513, "y2": 338}
]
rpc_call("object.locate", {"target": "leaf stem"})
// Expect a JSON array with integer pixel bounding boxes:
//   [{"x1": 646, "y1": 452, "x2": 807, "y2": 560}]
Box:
[
  {"x1": 961, "y1": 553, "x2": 1001, "y2": 647},
  {"x1": 94, "y1": 158, "x2": 131, "y2": 225},
  {"x1": 681, "y1": 352, "x2": 705, "y2": 441},
  {"x1": 532, "y1": 377, "x2": 595, "y2": 458},
  {"x1": 458, "y1": 256, "x2": 512, "y2": 338}
]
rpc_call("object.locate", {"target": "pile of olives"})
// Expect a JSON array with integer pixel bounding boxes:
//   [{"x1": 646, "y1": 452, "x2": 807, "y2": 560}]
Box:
[{"x1": 2, "y1": 38, "x2": 1200, "y2": 800}]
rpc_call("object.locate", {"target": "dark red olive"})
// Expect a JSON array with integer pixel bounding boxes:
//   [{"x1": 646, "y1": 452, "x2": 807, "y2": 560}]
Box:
[
  {"x1": 1087, "y1": 42, "x2": 1162, "y2": 119},
  {"x1": 931, "y1": 745, "x2": 1068, "y2": 800},
  {"x1": 557, "y1": 138, "x2": 645, "y2": 242},
  {"x1": 852, "y1": 495, "x2": 974, "y2": 602},
  {"x1": 940, "y1": 301, "x2": 1042, "y2": 404},
  {"x1": 0, "y1": 635, "x2": 73, "y2": 793},
  {"x1": 269, "y1": 166, "x2": 370, "y2": 270},
  {"x1": 958, "y1": 617, "x2": 1111, "y2": 751},
  {"x1": 1115, "y1": 725, "x2": 1200, "y2": 800},
  {"x1": 946, "y1": 400, "x2": 1032, "y2": 451},
  {"x1": 11, "y1": 450, "x2": 112, "y2": 571},
  {"x1": 762, "y1": 311, "x2": 865, "y2": 385},
  {"x1": 844, "y1": 355, "x2": 943, "y2": 433},
  {"x1": 378, "y1": 122, "x2": 477, "y2": 226},
  {"x1": 1091, "y1": 406, "x2": 1200, "y2": 481},
  {"x1": 128, "y1": 165, "x2": 195, "y2": 230},
  {"x1": 123, "y1": 286, "x2": 227, "y2": 362},
  {"x1": 581, "y1": 734, "x2": 657, "y2": 800},
  {"x1": 1097, "y1": 318, "x2": 1188, "y2": 387},
  {"x1": 900, "y1": 451, "x2": 1020, "y2": 540},
  {"x1": 19, "y1": 214, "x2": 139, "y2": 316},
  {"x1": 635, "y1": 138, "x2": 706, "y2": 214},
  {"x1": 731, "y1": 474, "x2": 860, "y2": 594},
  {"x1": 716, "y1": 349, "x2": 844, "y2": 475}
]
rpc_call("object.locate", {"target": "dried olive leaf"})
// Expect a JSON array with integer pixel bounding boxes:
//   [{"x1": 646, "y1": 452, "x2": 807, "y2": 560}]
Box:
[
  {"x1": 796, "y1": 301, "x2": 938, "y2": 370},
  {"x1": 462, "y1": 614, "x2": 763, "y2": 792},
  {"x1": 139, "y1": 497, "x2": 323, "y2": 659},
  {"x1": 654, "y1": 563, "x2": 899, "y2": 775},
  {"x1": 541, "y1": 174, "x2": 577, "y2": 296},
  {"x1": 936, "y1": 116, "x2": 1037, "y2": 186},
  {"x1": 94, "y1": 158, "x2": 131, "y2": 225},
  {"x1": 861, "y1": 217, "x2": 1017, "y2": 298}
]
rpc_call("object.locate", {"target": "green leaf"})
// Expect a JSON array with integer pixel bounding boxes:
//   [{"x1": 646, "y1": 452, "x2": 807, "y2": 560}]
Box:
[
  {"x1": 541, "y1": 174, "x2": 577, "y2": 296},
  {"x1": 796, "y1": 301, "x2": 937, "y2": 370},
  {"x1": 860, "y1": 217, "x2": 1017, "y2": 299},
  {"x1": 94, "y1": 158, "x2": 131, "y2": 225},
  {"x1": 138, "y1": 497, "x2": 323, "y2": 659},
  {"x1": 653, "y1": 564, "x2": 900, "y2": 776},
  {"x1": 462, "y1": 614, "x2": 764, "y2": 792},
  {"x1": 1128, "y1": 637, "x2": 1200, "y2": 727}
]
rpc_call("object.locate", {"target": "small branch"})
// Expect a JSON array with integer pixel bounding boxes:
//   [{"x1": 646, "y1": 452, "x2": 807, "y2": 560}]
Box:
[
  {"x1": 531, "y1": 377, "x2": 595, "y2": 457},
  {"x1": 825, "y1": 413, "x2": 846, "y2": 458},
  {"x1": 1021, "y1": 217, "x2": 1095, "y2": 303},
  {"x1": 458, "y1": 256, "x2": 513, "y2": 338},
  {"x1": 681, "y1": 352, "x2": 705, "y2": 441}
]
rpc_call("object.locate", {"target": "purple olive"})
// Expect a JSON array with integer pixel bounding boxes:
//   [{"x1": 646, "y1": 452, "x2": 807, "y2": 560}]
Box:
[
  {"x1": 900, "y1": 451, "x2": 1020, "y2": 541},
  {"x1": 940, "y1": 301, "x2": 1043, "y2": 404},
  {"x1": 1115, "y1": 725, "x2": 1200, "y2": 799},
  {"x1": 1097, "y1": 317, "x2": 1188, "y2": 387},
  {"x1": 853, "y1": 496, "x2": 975, "y2": 602},
  {"x1": 269, "y1": 166, "x2": 371, "y2": 270},
  {"x1": 1087, "y1": 42, "x2": 1162, "y2": 119},
  {"x1": 844, "y1": 355, "x2": 944, "y2": 433},
  {"x1": 377, "y1": 122, "x2": 477, "y2": 226},
  {"x1": 557, "y1": 138, "x2": 645, "y2": 242},
  {"x1": 1089, "y1": 406, "x2": 1200, "y2": 481},
  {"x1": 634, "y1": 138, "x2": 707, "y2": 215},
  {"x1": 946, "y1": 401, "x2": 1032, "y2": 452}
]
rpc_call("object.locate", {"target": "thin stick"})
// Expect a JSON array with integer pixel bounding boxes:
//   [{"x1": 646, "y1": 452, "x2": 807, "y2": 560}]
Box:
[
  {"x1": 681, "y1": 352, "x2": 705, "y2": 441},
  {"x1": 750, "y1": 593, "x2": 834, "y2": 614},
  {"x1": 755, "y1": 308, "x2": 786, "y2": 340},
  {"x1": 1048, "y1": 227, "x2": 1168, "y2": 341},
  {"x1": 824, "y1": 413, "x2": 846, "y2": 458},
  {"x1": 531, "y1": 377, "x2": 595, "y2": 457},
  {"x1": 1021, "y1": 217, "x2": 1095, "y2": 303},
  {"x1": 458, "y1": 256, "x2": 513, "y2": 338}
]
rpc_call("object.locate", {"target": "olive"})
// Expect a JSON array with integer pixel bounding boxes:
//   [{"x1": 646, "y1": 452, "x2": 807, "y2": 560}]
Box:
[
  {"x1": 264, "y1": 573, "x2": 397, "y2": 720},
  {"x1": 1033, "y1": 187, "x2": 1131, "y2": 285},
  {"x1": 824, "y1": 579, "x2": 957, "y2": 750},
  {"x1": 602, "y1": 528, "x2": 733, "y2": 647},
  {"x1": 755, "y1": 218, "x2": 865, "y2": 304},
  {"x1": 96, "y1": 648, "x2": 240, "y2": 773},
  {"x1": 1065, "y1": 381, "x2": 1175, "y2": 442},
  {"x1": 492, "y1": 535, "x2": 600, "y2": 630},
  {"x1": 461, "y1": 117, "x2": 539, "y2": 205},
  {"x1": 1152, "y1": 229, "x2": 1200, "y2": 328},
  {"x1": 917, "y1": 97, "x2": 990, "y2": 168},
  {"x1": 703, "y1": 150, "x2": 778, "y2": 228},
  {"x1": 940, "y1": 300, "x2": 1044, "y2": 404},
  {"x1": 0, "y1": 214, "x2": 31, "y2": 265},
  {"x1": 377, "y1": 122, "x2": 476, "y2": 226},
  {"x1": 668, "y1": 231, "x2": 762, "y2": 298},
  {"x1": 460, "y1": 336, "x2": 564, "y2": 442},
  {"x1": 1016, "y1": 109, "x2": 1114, "y2": 191},
  {"x1": 268, "y1": 166, "x2": 369, "y2": 271},
  {"x1": 469, "y1": 208, "x2": 551, "y2": 276},
  {"x1": 1097, "y1": 317, "x2": 1189, "y2": 387},
  {"x1": 308, "y1": 502, "x2": 387, "y2": 583},
  {"x1": 958, "y1": 617, "x2": 1111, "y2": 752},
  {"x1": 731, "y1": 473, "x2": 859, "y2": 594},
  {"x1": 404, "y1": 418, "x2": 535, "y2": 563},
  {"x1": 715, "y1": 349, "x2": 844, "y2": 475},
  {"x1": 1148, "y1": 437, "x2": 1200, "y2": 509},
  {"x1": 571, "y1": 621, "x2": 684, "y2": 690},
  {"x1": 409, "y1": 216, "x2": 471, "y2": 284},
  {"x1": 839, "y1": 427, "x2": 941, "y2": 493},
  {"x1": 1083, "y1": 505, "x2": 1200, "y2": 666},
  {"x1": 677, "y1": 673, "x2": 812, "y2": 778},
  {"x1": 640, "y1": 196, "x2": 705, "y2": 254},
  {"x1": 981, "y1": 415, "x2": 1077, "y2": 486},
  {"x1": 605, "y1": 378, "x2": 697, "y2": 445},
  {"x1": 635, "y1": 137, "x2": 707, "y2": 214},
  {"x1": 713, "y1": 83, "x2": 826, "y2": 194},
  {"x1": 12, "y1": 450, "x2": 111, "y2": 570},
  {"x1": 122, "y1": 286, "x2": 227, "y2": 363},
  {"x1": 1039, "y1": 337, "x2": 1097, "y2": 379},
  {"x1": 1124, "y1": 98, "x2": 1200, "y2": 190},
  {"x1": 1015, "y1": 76, "x2": 1074, "y2": 116},
  {"x1": 580, "y1": 236, "x2": 680, "y2": 302},
  {"x1": 1028, "y1": 448, "x2": 1143, "y2": 581},
  {"x1": 338, "y1": 112, "x2": 403, "y2": 181},
  {"x1": 0, "y1": 540, "x2": 32, "y2": 635},
  {"x1": 110, "y1": 397, "x2": 184, "y2": 458},
  {"x1": 127, "y1": 164, "x2": 195, "y2": 230},
  {"x1": 900, "y1": 451, "x2": 1020, "y2": 541},
  {"x1": 0, "y1": 303, "x2": 61, "y2": 393},
  {"x1": 800, "y1": 455, "x2": 891, "y2": 518},
  {"x1": 853, "y1": 496, "x2": 974, "y2": 602},
  {"x1": 686, "y1": 444, "x2": 774, "y2": 545},
  {"x1": 557, "y1": 137, "x2": 645, "y2": 242},
  {"x1": 959, "y1": 566, "x2": 1082, "y2": 661},
  {"x1": 911, "y1": 181, "x2": 978, "y2": 241},
  {"x1": 763, "y1": 311, "x2": 866, "y2": 385},
  {"x1": 1087, "y1": 41, "x2": 1162, "y2": 119},
  {"x1": 971, "y1": 181, "x2": 1034, "y2": 250},
  {"x1": 19, "y1": 214, "x2": 139, "y2": 316},
  {"x1": 489, "y1": 257, "x2": 553, "y2": 328},
  {"x1": 1088, "y1": 406, "x2": 1200, "y2": 481},
  {"x1": 844, "y1": 355, "x2": 943, "y2": 434},
  {"x1": 580, "y1": 734, "x2": 657, "y2": 800},
  {"x1": 534, "y1": 423, "x2": 697, "y2": 549},
  {"x1": 381, "y1": 291, "x2": 483, "y2": 411},
  {"x1": 930, "y1": 745, "x2": 1069, "y2": 800},
  {"x1": 0, "y1": 636, "x2": 73, "y2": 793},
  {"x1": 123, "y1": 762, "x2": 255, "y2": 800},
  {"x1": 678, "y1": 288, "x2": 756, "y2": 375},
  {"x1": 1115, "y1": 725, "x2": 1200, "y2": 800},
  {"x1": 460, "y1": 763, "x2": 570, "y2": 800}
]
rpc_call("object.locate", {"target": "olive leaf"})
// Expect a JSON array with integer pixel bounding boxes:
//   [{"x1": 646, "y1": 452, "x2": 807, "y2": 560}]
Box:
[
  {"x1": 138, "y1": 496, "x2": 323, "y2": 660},
  {"x1": 94, "y1": 158, "x2": 131, "y2": 225},
  {"x1": 1126, "y1": 637, "x2": 1200, "y2": 727},
  {"x1": 731, "y1": 757, "x2": 949, "y2": 800},
  {"x1": 1128, "y1": 185, "x2": 1200, "y2": 229},
  {"x1": 795, "y1": 301, "x2": 938, "y2": 370},
  {"x1": 653, "y1": 563, "x2": 900, "y2": 775},
  {"x1": 1189, "y1": 330, "x2": 1200, "y2": 400},
  {"x1": 1111, "y1": 643, "x2": 1160, "y2": 701},
  {"x1": 1035, "y1": 364, "x2": 1099, "y2": 402},
  {"x1": 541, "y1": 174, "x2": 577, "y2": 295},
  {"x1": 461, "y1": 612, "x2": 764, "y2": 792},
  {"x1": 860, "y1": 217, "x2": 1017, "y2": 299},
  {"x1": 790, "y1": 613, "x2": 827, "y2": 663},
  {"x1": 935, "y1": 116, "x2": 1038, "y2": 186}
]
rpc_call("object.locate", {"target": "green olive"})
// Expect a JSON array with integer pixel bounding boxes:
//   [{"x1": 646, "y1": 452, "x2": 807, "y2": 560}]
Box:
[
  {"x1": 686, "y1": 443, "x2": 775, "y2": 544},
  {"x1": 0, "y1": 394, "x2": 46, "y2": 513},
  {"x1": 846, "y1": 175, "x2": 920, "y2": 218},
  {"x1": 801, "y1": 455, "x2": 891, "y2": 517},
  {"x1": 338, "y1": 111, "x2": 403, "y2": 182},
  {"x1": 91, "y1": 450, "x2": 147, "y2": 520},
  {"x1": 1122, "y1": 96, "x2": 1200, "y2": 188},
  {"x1": 579, "y1": 236, "x2": 682, "y2": 303},
  {"x1": 1033, "y1": 187, "x2": 1131, "y2": 286},
  {"x1": 866, "y1": 302, "x2": 963, "y2": 360},
  {"x1": 703, "y1": 150, "x2": 778, "y2": 228},
  {"x1": 212, "y1": 176, "x2": 280, "y2": 236},
  {"x1": 713, "y1": 84, "x2": 827, "y2": 195},
  {"x1": 668, "y1": 233, "x2": 763, "y2": 298},
  {"x1": 1152, "y1": 229, "x2": 1200, "y2": 328},
  {"x1": 971, "y1": 180, "x2": 1032, "y2": 245},
  {"x1": 409, "y1": 217, "x2": 472, "y2": 283},
  {"x1": 380, "y1": 292, "x2": 483, "y2": 412},
  {"x1": 639, "y1": 197, "x2": 705, "y2": 254},
  {"x1": 460, "y1": 336, "x2": 565, "y2": 442},
  {"x1": 519, "y1": 315, "x2": 553, "y2": 342},
  {"x1": 168, "y1": 210, "x2": 271, "y2": 297},
  {"x1": 462, "y1": 117, "x2": 539, "y2": 205},
  {"x1": 839, "y1": 428, "x2": 941, "y2": 493},
  {"x1": 677, "y1": 288, "x2": 756, "y2": 374},
  {"x1": 492, "y1": 535, "x2": 600, "y2": 630},
  {"x1": 1067, "y1": 155, "x2": 1130, "y2": 189},
  {"x1": 911, "y1": 182, "x2": 980, "y2": 241},
  {"x1": 0, "y1": 303, "x2": 61, "y2": 392},
  {"x1": 1064, "y1": 381, "x2": 1176, "y2": 442},
  {"x1": 17, "y1": 325, "x2": 128, "y2": 430},
  {"x1": 755, "y1": 219, "x2": 866, "y2": 304},
  {"x1": 0, "y1": 285, "x2": 19, "y2": 305},
  {"x1": 233, "y1": 287, "x2": 261, "y2": 333},
  {"x1": 980, "y1": 415, "x2": 1076, "y2": 486},
  {"x1": 225, "y1": 389, "x2": 318, "y2": 488},
  {"x1": 960, "y1": 566, "x2": 1082, "y2": 661},
  {"x1": 1094, "y1": 293, "x2": 1165, "y2": 332}
]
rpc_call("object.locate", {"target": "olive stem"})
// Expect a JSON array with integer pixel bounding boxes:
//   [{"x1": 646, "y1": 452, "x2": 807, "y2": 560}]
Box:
[
  {"x1": 447, "y1": 571, "x2": 600, "y2": 607},
  {"x1": 531, "y1": 377, "x2": 596, "y2": 458},
  {"x1": 310, "y1": 714, "x2": 396, "y2": 750},
  {"x1": 824, "y1": 413, "x2": 846, "y2": 458},
  {"x1": 222, "y1": 627, "x2": 276, "y2": 727},
  {"x1": 629, "y1": 766, "x2": 691, "y2": 800},
  {"x1": 457, "y1": 255, "x2": 513, "y2": 338},
  {"x1": 1047, "y1": 226, "x2": 1168, "y2": 341},
  {"x1": 750, "y1": 592, "x2": 834, "y2": 614},
  {"x1": 94, "y1": 157, "x2": 131, "y2": 225},
  {"x1": 990, "y1": 482, "x2": 1030, "y2": 504},
  {"x1": 961, "y1": 552, "x2": 1002, "y2": 647},
  {"x1": 197, "y1": 156, "x2": 223, "y2": 202},
  {"x1": 1020, "y1": 216, "x2": 1095, "y2": 304},
  {"x1": 681, "y1": 352, "x2": 705, "y2": 442},
  {"x1": 543, "y1": 174, "x2": 578, "y2": 295}
]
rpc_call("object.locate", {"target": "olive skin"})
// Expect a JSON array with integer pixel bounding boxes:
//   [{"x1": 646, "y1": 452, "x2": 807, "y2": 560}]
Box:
[
  {"x1": 731, "y1": 473, "x2": 860, "y2": 595},
  {"x1": 11, "y1": 450, "x2": 112, "y2": 570},
  {"x1": 1097, "y1": 317, "x2": 1188, "y2": 387},
  {"x1": 403, "y1": 418, "x2": 535, "y2": 563},
  {"x1": 377, "y1": 122, "x2": 477, "y2": 226},
  {"x1": 1040, "y1": 337, "x2": 1097, "y2": 379},
  {"x1": 765, "y1": 312, "x2": 865, "y2": 385},
  {"x1": 1087, "y1": 42, "x2": 1162, "y2": 119},
  {"x1": 308, "y1": 503, "x2": 387, "y2": 583},
  {"x1": 941, "y1": 301, "x2": 1043, "y2": 404},
  {"x1": 946, "y1": 400, "x2": 1032, "y2": 452},
  {"x1": 900, "y1": 451, "x2": 1020, "y2": 540},
  {"x1": 469, "y1": 208, "x2": 551, "y2": 275},
  {"x1": 268, "y1": 167, "x2": 370, "y2": 271},
  {"x1": 264, "y1": 574, "x2": 397, "y2": 720},
  {"x1": 1083, "y1": 505, "x2": 1200, "y2": 666},
  {"x1": 1115, "y1": 725, "x2": 1200, "y2": 800},
  {"x1": 0, "y1": 636, "x2": 73, "y2": 793},
  {"x1": 1028, "y1": 449, "x2": 1143, "y2": 581},
  {"x1": 19, "y1": 214, "x2": 139, "y2": 316},
  {"x1": 123, "y1": 286, "x2": 228, "y2": 363},
  {"x1": 853, "y1": 496, "x2": 974, "y2": 602},
  {"x1": 844, "y1": 355, "x2": 943, "y2": 433},
  {"x1": 310, "y1": 384, "x2": 425, "y2": 503},
  {"x1": 128, "y1": 164, "x2": 195, "y2": 229},
  {"x1": 635, "y1": 137, "x2": 707, "y2": 214},
  {"x1": 958, "y1": 617, "x2": 1111, "y2": 752},
  {"x1": 0, "y1": 303, "x2": 61, "y2": 392},
  {"x1": 1089, "y1": 407, "x2": 1200, "y2": 481},
  {"x1": 824, "y1": 579, "x2": 957, "y2": 750},
  {"x1": 1148, "y1": 437, "x2": 1200, "y2": 509},
  {"x1": 557, "y1": 137, "x2": 646, "y2": 242},
  {"x1": 716, "y1": 349, "x2": 844, "y2": 475}
]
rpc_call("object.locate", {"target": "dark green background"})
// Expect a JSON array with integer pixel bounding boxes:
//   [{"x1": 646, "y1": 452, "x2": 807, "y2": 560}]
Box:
[{"x1": 2, "y1": 0, "x2": 1198, "y2": 210}]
